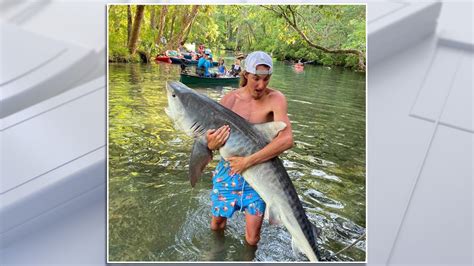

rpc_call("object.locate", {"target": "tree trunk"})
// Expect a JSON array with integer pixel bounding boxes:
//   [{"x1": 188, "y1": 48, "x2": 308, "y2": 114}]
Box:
[
  {"x1": 127, "y1": 5, "x2": 132, "y2": 45},
  {"x1": 180, "y1": 6, "x2": 200, "y2": 44},
  {"x1": 182, "y1": 19, "x2": 194, "y2": 43},
  {"x1": 234, "y1": 25, "x2": 241, "y2": 51},
  {"x1": 168, "y1": 16, "x2": 175, "y2": 46},
  {"x1": 128, "y1": 5, "x2": 145, "y2": 55},
  {"x1": 155, "y1": 6, "x2": 168, "y2": 46},
  {"x1": 227, "y1": 20, "x2": 232, "y2": 44},
  {"x1": 150, "y1": 6, "x2": 156, "y2": 29}
]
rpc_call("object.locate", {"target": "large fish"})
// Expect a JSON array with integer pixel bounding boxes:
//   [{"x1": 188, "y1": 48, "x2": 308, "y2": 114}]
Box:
[{"x1": 164, "y1": 81, "x2": 321, "y2": 261}]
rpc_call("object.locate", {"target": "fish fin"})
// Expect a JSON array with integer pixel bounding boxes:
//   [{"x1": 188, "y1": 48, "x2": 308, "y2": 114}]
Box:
[
  {"x1": 189, "y1": 138, "x2": 212, "y2": 187},
  {"x1": 311, "y1": 223, "x2": 323, "y2": 261},
  {"x1": 252, "y1": 121, "x2": 287, "y2": 142},
  {"x1": 291, "y1": 237, "x2": 303, "y2": 258},
  {"x1": 264, "y1": 206, "x2": 281, "y2": 225},
  {"x1": 312, "y1": 223, "x2": 322, "y2": 239},
  {"x1": 292, "y1": 235, "x2": 320, "y2": 262}
]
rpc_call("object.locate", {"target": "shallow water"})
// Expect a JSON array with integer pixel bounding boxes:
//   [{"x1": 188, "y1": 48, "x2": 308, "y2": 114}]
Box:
[{"x1": 108, "y1": 61, "x2": 366, "y2": 262}]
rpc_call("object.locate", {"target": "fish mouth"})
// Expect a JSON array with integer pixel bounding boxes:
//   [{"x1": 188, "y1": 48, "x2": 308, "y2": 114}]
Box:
[{"x1": 165, "y1": 82, "x2": 175, "y2": 98}]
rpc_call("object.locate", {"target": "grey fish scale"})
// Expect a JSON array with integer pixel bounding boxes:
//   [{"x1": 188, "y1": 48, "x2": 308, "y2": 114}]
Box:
[
  {"x1": 176, "y1": 88, "x2": 267, "y2": 150},
  {"x1": 168, "y1": 82, "x2": 320, "y2": 260},
  {"x1": 269, "y1": 158, "x2": 319, "y2": 259}
]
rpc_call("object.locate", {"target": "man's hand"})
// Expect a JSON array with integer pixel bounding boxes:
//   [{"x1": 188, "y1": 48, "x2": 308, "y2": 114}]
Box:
[
  {"x1": 227, "y1": 156, "x2": 252, "y2": 176},
  {"x1": 206, "y1": 125, "x2": 230, "y2": 150}
]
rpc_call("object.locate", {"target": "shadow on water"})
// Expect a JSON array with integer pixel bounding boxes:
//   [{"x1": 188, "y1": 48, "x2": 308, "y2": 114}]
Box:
[{"x1": 108, "y1": 60, "x2": 366, "y2": 262}]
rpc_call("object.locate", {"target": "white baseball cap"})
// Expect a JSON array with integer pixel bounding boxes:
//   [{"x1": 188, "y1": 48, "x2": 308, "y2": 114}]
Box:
[{"x1": 245, "y1": 51, "x2": 273, "y2": 75}]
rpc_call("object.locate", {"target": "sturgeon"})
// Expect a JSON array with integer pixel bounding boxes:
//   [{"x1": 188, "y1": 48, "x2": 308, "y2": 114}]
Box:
[{"x1": 164, "y1": 81, "x2": 321, "y2": 261}]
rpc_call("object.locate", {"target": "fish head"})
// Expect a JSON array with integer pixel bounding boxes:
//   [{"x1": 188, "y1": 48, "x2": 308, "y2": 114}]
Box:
[
  {"x1": 165, "y1": 81, "x2": 210, "y2": 136},
  {"x1": 165, "y1": 81, "x2": 192, "y2": 133}
]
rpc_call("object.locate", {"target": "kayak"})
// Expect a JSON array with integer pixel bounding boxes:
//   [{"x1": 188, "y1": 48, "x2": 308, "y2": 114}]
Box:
[
  {"x1": 155, "y1": 55, "x2": 171, "y2": 63},
  {"x1": 180, "y1": 73, "x2": 239, "y2": 87}
]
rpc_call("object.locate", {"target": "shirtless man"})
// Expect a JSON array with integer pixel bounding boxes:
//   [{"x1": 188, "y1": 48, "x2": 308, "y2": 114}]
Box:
[{"x1": 206, "y1": 51, "x2": 294, "y2": 246}]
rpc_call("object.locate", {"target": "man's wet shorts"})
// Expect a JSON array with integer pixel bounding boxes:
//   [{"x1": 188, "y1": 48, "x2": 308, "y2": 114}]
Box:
[{"x1": 210, "y1": 159, "x2": 266, "y2": 218}]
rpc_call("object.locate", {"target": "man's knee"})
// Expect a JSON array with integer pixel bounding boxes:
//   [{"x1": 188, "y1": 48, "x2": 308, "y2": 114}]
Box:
[
  {"x1": 210, "y1": 222, "x2": 224, "y2": 231},
  {"x1": 211, "y1": 217, "x2": 226, "y2": 231},
  {"x1": 245, "y1": 234, "x2": 260, "y2": 246}
]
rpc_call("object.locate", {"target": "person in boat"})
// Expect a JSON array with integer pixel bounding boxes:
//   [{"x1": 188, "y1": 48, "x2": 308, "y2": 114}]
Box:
[
  {"x1": 196, "y1": 51, "x2": 212, "y2": 77},
  {"x1": 230, "y1": 56, "x2": 243, "y2": 77},
  {"x1": 198, "y1": 43, "x2": 205, "y2": 56},
  {"x1": 205, "y1": 51, "x2": 294, "y2": 248},
  {"x1": 208, "y1": 53, "x2": 214, "y2": 66},
  {"x1": 177, "y1": 41, "x2": 187, "y2": 54},
  {"x1": 160, "y1": 36, "x2": 167, "y2": 45},
  {"x1": 205, "y1": 49, "x2": 213, "y2": 61},
  {"x1": 180, "y1": 57, "x2": 190, "y2": 74},
  {"x1": 217, "y1": 58, "x2": 227, "y2": 76},
  {"x1": 294, "y1": 60, "x2": 304, "y2": 71}
]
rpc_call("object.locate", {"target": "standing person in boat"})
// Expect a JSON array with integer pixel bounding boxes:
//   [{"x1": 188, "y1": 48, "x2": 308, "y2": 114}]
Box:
[{"x1": 205, "y1": 51, "x2": 294, "y2": 249}]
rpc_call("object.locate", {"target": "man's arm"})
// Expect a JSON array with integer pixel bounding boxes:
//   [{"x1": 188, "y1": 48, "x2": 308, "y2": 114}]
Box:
[
  {"x1": 228, "y1": 92, "x2": 293, "y2": 175},
  {"x1": 206, "y1": 93, "x2": 235, "y2": 150}
]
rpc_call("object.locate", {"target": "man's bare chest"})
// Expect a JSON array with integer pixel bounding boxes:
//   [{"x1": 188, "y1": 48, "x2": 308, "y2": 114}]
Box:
[{"x1": 230, "y1": 99, "x2": 273, "y2": 124}]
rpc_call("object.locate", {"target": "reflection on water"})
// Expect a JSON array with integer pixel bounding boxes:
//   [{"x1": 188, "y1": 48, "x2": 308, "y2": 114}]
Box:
[{"x1": 108, "y1": 61, "x2": 366, "y2": 262}]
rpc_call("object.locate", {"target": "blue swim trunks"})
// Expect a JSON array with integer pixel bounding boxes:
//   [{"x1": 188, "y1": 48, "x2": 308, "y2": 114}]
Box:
[{"x1": 210, "y1": 159, "x2": 266, "y2": 218}]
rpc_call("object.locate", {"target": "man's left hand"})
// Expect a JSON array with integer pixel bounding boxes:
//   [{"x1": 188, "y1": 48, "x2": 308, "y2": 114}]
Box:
[{"x1": 227, "y1": 156, "x2": 251, "y2": 176}]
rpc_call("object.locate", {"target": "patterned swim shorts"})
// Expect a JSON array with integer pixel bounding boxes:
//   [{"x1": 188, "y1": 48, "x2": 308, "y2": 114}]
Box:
[{"x1": 210, "y1": 159, "x2": 266, "y2": 218}]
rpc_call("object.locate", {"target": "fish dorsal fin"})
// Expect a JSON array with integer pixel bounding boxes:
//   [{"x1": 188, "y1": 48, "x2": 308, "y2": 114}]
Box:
[
  {"x1": 189, "y1": 137, "x2": 212, "y2": 187},
  {"x1": 252, "y1": 121, "x2": 287, "y2": 142}
]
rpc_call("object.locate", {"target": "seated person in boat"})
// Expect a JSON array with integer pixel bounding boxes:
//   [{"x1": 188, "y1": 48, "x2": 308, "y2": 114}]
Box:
[
  {"x1": 217, "y1": 58, "x2": 227, "y2": 76},
  {"x1": 197, "y1": 43, "x2": 205, "y2": 55},
  {"x1": 196, "y1": 51, "x2": 212, "y2": 77},
  {"x1": 230, "y1": 58, "x2": 242, "y2": 77},
  {"x1": 177, "y1": 41, "x2": 187, "y2": 54}
]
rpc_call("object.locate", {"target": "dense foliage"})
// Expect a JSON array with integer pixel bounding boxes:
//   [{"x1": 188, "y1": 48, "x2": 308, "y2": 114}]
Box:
[{"x1": 108, "y1": 5, "x2": 366, "y2": 71}]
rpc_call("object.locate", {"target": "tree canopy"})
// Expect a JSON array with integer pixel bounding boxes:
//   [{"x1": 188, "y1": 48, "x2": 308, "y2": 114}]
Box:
[{"x1": 108, "y1": 5, "x2": 366, "y2": 71}]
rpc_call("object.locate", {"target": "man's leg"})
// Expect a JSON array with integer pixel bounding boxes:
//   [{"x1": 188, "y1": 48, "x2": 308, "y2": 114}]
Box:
[
  {"x1": 205, "y1": 226, "x2": 226, "y2": 261},
  {"x1": 211, "y1": 216, "x2": 227, "y2": 231},
  {"x1": 245, "y1": 212, "x2": 264, "y2": 246}
]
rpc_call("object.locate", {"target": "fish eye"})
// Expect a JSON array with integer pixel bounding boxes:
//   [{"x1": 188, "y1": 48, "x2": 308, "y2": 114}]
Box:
[{"x1": 172, "y1": 94, "x2": 176, "y2": 97}]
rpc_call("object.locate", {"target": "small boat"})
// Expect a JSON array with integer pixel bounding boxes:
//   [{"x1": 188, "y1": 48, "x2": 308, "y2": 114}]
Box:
[
  {"x1": 181, "y1": 59, "x2": 218, "y2": 66},
  {"x1": 155, "y1": 55, "x2": 171, "y2": 63},
  {"x1": 170, "y1": 57, "x2": 186, "y2": 64},
  {"x1": 180, "y1": 73, "x2": 239, "y2": 87},
  {"x1": 182, "y1": 53, "x2": 193, "y2": 60},
  {"x1": 185, "y1": 59, "x2": 198, "y2": 65}
]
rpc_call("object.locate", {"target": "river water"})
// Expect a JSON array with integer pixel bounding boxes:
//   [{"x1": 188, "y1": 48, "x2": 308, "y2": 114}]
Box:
[{"x1": 108, "y1": 60, "x2": 366, "y2": 262}]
